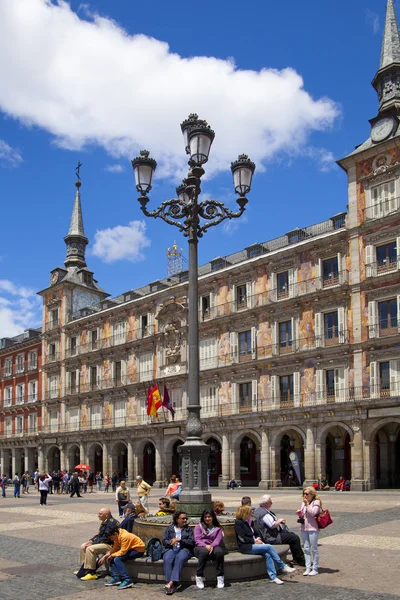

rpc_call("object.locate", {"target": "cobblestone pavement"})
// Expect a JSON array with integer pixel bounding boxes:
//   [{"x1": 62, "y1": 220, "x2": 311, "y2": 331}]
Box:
[{"x1": 0, "y1": 487, "x2": 399, "y2": 600}]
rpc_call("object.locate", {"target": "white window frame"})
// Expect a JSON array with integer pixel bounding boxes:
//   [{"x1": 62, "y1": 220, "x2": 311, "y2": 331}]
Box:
[
  {"x1": 368, "y1": 295, "x2": 400, "y2": 338},
  {"x1": 112, "y1": 320, "x2": 126, "y2": 345},
  {"x1": 16, "y1": 415, "x2": 24, "y2": 435},
  {"x1": 370, "y1": 359, "x2": 400, "y2": 398},
  {"x1": 28, "y1": 413, "x2": 37, "y2": 433},
  {"x1": 114, "y1": 400, "x2": 126, "y2": 426},
  {"x1": 16, "y1": 383, "x2": 25, "y2": 404},
  {"x1": 49, "y1": 375, "x2": 58, "y2": 399},
  {"x1": 199, "y1": 337, "x2": 217, "y2": 370},
  {"x1": 4, "y1": 357, "x2": 12, "y2": 376},
  {"x1": 200, "y1": 385, "x2": 218, "y2": 417},
  {"x1": 16, "y1": 353, "x2": 25, "y2": 373},
  {"x1": 367, "y1": 179, "x2": 398, "y2": 220},
  {"x1": 28, "y1": 380, "x2": 38, "y2": 402},
  {"x1": 139, "y1": 352, "x2": 153, "y2": 382},
  {"x1": 28, "y1": 350, "x2": 38, "y2": 369},
  {"x1": 91, "y1": 404, "x2": 102, "y2": 428},
  {"x1": 5, "y1": 417, "x2": 12, "y2": 435},
  {"x1": 49, "y1": 409, "x2": 59, "y2": 432},
  {"x1": 4, "y1": 386, "x2": 12, "y2": 407},
  {"x1": 68, "y1": 408, "x2": 80, "y2": 431}
]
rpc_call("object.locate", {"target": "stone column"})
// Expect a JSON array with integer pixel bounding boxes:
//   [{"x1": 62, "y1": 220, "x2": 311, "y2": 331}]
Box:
[
  {"x1": 11, "y1": 448, "x2": 17, "y2": 476},
  {"x1": 219, "y1": 433, "x2": 230, "y2": 487},
  {"x1": 127, "y1": 441, "x2": 134, "y2": 487},
  {"x1": 154, "y1": 445, "x2": 163, "y2": 488},
  {"x1": 230, "y1": 443, "x2": 240, "y2": 482},
  {"x1": 315, "y1": 443, "x2": 323, "y2": 481},
  {"x1": 259, "y1": 430, "x2": 272, "y2": 489},
  {"x1": 350, "y1": 424, "x2": 367, "y2": 491},
  {"x1": 79, "y1": 442, "x2": 86, "y2": 465},
  {"x1": 102, "y1": 442, "x2": 109, "y2": 476},
  {"x1": 24, "y1": 447, "x2": 30, "y2": 473},
  {"x1": 303, "y1": 426, "x2": 315, "y2": 486},
  {"x1": 59, "y1": 445, "x2": 66, "y2": 472},
  {"x1": 38, "y1": 447, "x2": 45, "y2": 473}
]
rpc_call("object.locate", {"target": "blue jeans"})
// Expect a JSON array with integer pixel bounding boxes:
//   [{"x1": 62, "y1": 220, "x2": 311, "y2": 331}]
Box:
[
  {"x1": 14, "y1": 483, "x2": 20, "y2": 498},
  {"x1": 1, "y1": 485, "x2": 5, "y2": 498},
  {"x1": 163, "y1": 548, "x2": 192, "y2": 583},
  {"x1": 244, "y1": 544, "x2": 285, "y2": 580},
  {"x1": 301, "y1": 531, "x2": 319, "y2": 571},
  {"x1": 110, "y1": 550, "x2": 144, "y2": 582}
]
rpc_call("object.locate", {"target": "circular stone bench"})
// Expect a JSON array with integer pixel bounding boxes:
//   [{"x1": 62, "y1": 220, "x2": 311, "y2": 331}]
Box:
[{"x1": 123, "y1": 546, "x2": 290, "y2": 584}]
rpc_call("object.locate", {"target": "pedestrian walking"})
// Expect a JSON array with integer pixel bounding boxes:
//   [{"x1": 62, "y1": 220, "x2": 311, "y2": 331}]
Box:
[
  {"x1": 297, "y1": 487, "x2": 322, "y2": 576},
  {"x1": 13, "y1": 474, "x2": 21, "y2": 498},
  {"x1": 88, "y1": 470, "x2": 95, "y2": 493},
  {"x1": 1, "y1": 474, "x2": 7, "y2": 498},
  {"x1": 70, "y1": 472, "x2": 82, "y2": 498},
  {"x1": 111, "y1": 472, "x2": 118, "y2": 493},
  {"x1": 104, "y1": 474, "x2": 110, "y2": 492},
  {"x1": 96, "y1": 472, "x2": 103, "y2": 492},
  {"x1": 38, "y1": 473, "x2": 52, "y2": 505}
]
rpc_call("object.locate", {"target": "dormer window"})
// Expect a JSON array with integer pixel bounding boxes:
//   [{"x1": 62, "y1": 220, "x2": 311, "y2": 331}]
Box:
[{"x1": 82, "y1": 272, "x2": 92, "y2": 285}]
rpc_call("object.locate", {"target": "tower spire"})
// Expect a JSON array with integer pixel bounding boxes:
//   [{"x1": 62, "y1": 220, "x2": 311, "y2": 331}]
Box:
[
  {"x1": 372, "y1": 0, "x2": 400, "y2": 111},
  {"x1": 380, "y1": 0, "x2": 400, "y2": 69},
  {"x1": 64, "y1": 166, "x2": 88, "y2": 270}
]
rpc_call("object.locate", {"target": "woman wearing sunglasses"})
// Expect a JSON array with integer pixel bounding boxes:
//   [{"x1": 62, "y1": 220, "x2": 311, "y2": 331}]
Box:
[
  {"x1": 162, "y1": 511, "x2": 194, "y2": 595},
  {"x1": 296, "y1": 487, "x2": 322, "y2": 576}
]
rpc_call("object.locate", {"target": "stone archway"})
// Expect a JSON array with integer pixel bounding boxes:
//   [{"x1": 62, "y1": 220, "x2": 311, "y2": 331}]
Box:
[
  {"x1": 47, "y1": 446, "x2": 60, "y2": 472},
  {"x1": 279, "y1": 431, "x2": 304, "y2": 487},
  {"x1": 67, "y1": 444, "x2": 81, "y2": 472},
  {"x1": 206, "y1": 437, "x2": 222, "y2": 487},
  {"x1": 239, "y1": 434, "x2": 260, "y2": 486},
  {"x1": 373, "y1": 422, "x2": 400, "y2": 489},
  {"x1": 143, "y1": 442, "x2": 156, "y2": 484},
  {"x1": 111, "y1": 442, "x2": 128, "y2": 479},
  {"x1": 324, "y1": 426, "x2": 351, "y2": 486},
  {"x1": 88, "y1": 443, "x2": 103, "y2": 475}
]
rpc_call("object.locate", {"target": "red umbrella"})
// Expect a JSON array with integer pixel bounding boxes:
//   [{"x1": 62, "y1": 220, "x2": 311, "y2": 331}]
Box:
[{"x1": 75, "y1": 464, "x2": 91, "y2": 471}]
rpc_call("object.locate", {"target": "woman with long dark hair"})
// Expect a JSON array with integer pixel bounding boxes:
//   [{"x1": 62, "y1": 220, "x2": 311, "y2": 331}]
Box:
[
  {"x1": 194, "y1": 509, "x2": 225, "y2": 589},
  {"x1": 162, "y1": 511, "x2": 194, "y2": 595}
]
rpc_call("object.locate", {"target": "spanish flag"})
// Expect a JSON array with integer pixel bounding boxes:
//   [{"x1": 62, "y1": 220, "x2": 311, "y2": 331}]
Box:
[{"x1": 147, "y1": 384, "x2": 162, "y2": 417}]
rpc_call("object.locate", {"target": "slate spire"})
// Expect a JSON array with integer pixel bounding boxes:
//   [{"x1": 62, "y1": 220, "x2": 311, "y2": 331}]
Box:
[
  {"x1": 64, "y1": 180, "x2": 88, "y2": 270},
  {"x1": 372, "y1": 0, "x2": 400, "y2": 111}
]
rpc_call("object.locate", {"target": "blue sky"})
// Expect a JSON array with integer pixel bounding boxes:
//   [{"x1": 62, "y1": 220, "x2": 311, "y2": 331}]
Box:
[{"x1": 0, "y1": 0, "x2": 390, "y2": 335}]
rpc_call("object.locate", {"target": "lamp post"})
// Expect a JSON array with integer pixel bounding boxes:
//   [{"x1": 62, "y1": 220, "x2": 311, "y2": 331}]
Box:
[{"x1": 131, "y1": 115, "x2": 255, "y2": 515}]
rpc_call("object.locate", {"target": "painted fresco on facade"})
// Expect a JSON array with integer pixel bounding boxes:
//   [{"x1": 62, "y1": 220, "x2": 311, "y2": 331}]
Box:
[
  {"x1": 80, "y1": 404, "x2": 89, "y2": 428},
  {"x1": 257, "y1": 320, "x2": 272, "y2": 357},
  {"x1": 126, "y1": 354, "x2": 137, "y2": 383},
  {"x1": 80, "y1": 363, "x2": 88, "y2": 387},
  {"x1": 298, "y1": 308, "x2": 314, "y2": 350},
  {"x1": 218, "y1": 381, "x2": 231, "y2": 415},
  {"x1": 128, "y1": 314, "x2": 137, "y2": 340},
  {"x1": 103, "y1": 360, "x2": 112, "y2": 386},
  {"x1": 80, "y1": 328, "x2": 88, "y2": 347},
  {"x1": 218, "y1": 332, "x2": 230, "y2": 365},
  {"x1": 126, "y1": 396, "x2": 138, "y2": 425},
  {"x1": 103, "y1": 399, "x2": 112, "y2": 426}
]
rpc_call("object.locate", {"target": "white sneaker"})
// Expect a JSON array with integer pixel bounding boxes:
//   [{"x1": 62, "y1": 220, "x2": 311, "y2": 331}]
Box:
[
  {"x1": 196, "y1": 576, "x2": 205, "y2": 589},
  {"x1": 217, "y1": 576, "x2": 224, "y2": 589},
  {"x1": 272, "y1": 577, "x2": 284, "y2": 585},
  {"x1": 308, "y1": 569, "x2": 318, "y2": 576},
  {"x1": 303, "y1": 569, "x2": 311, "y2": 576},
  {"x1": 282, "y1": 565, "x2": 296, "y2": 574}
]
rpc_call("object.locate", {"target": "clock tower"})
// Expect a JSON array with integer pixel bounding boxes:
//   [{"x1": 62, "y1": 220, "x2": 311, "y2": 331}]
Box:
[{"x1": 370, "y1": 0, "x2": 400, "y2": 143}]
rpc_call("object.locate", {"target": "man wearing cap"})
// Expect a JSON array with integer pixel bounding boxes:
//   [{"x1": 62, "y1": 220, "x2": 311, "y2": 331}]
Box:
[
  {"x1": 78, "y1": 507, "x2": 120, "y2": 580},
  {"x1": 99, "y1": 526, "x2": 145, "y2": 589},
  {"x1": 120, "y1": 503, "x2": 139, "y2": 533},
  {"x1": 254, "y1": 495, "x2": 305, "y2": 567},
  {"x1": 135, "y1": 475, "x2": 151, "y2": 513}
]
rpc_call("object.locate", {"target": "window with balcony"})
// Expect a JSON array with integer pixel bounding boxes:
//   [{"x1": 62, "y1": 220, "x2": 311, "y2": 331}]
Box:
[
  {"x1": 48, "y1": 342, "x2": 57, "y2": 362},
  {"x1": 4, "y1": 357, "x2": 12, "y2": 376},
  {"x1": 49, "y1": 375, "x2": 58, "y2": 399},
  {"x1": 139, "y1": 352, "x2": 153, "y2": 382},
  {"x1": 90, "y1": 365, "x2": 100, "y2": 390},
  {"x1": 28, "y1": 414, "x2": 37, "y2": 433},
  {"x1": 236, "y1": 284, "x2": 247, "y2": 310},
  {"x1": 140, "y1": 314, "x2": 148, "y2": 337},
  {"x1": 90, "y1": 328, "x2": 99, "y2": 350},
  {"x1": 200, "y1": 385, "x2": 218, "y2": 416},
  {"x1": 271, "y1": 372, "x2": 300, "y2": 406},
  {"x1": 366, "y1": 240, "x2": 399, "y2": 277},
  {"x1": 91, "y1": 404, "x2": 102, "y2": 428},
  {"x1": 277, "y1": 271, "x2": 289, "y2": 299},
  {"x1": 315, "y1": 308, "x2": 345, "y2": 346},
  {"x1": 199, "y1": 338, "x2": 217, "y2": 370},
  {"x1": 114, "y1": 361, "x2": 122, "y2": 386},
  {"x1": 279, "y1": 321, "x2": 293, "y2": 353},
  {"x1": 67, "y1": 370, "x2": 78, "y2": 394},
  {"x1": 230, "y1": 328, "x2": 256, "y2": 363},
  {"x1": 50, "y1": 308, "x2": 59, "y2": 327},
  {"x1": 4, "y1": 386, "x2": 12, "y2": 407},
  {"x1": 16, "y1": 416, "x2": 24, "y2": 435},
  {"x1": 113, "y1": 321, "x2": 126, "y2": 345},
  {"x1": 114, "y1": 400, "x2": 126, "y2": 426},
  {"x1": 316, "y1": 367, "x2": 348, "y2": 402},
  {"x1": 68, "y1": 408, "x2": 80, "y2": 431},
  {"x1": 69, "y1": 336, "x2": 77, "y2": 357},
  {"x1": 322, "y1": 257, "x2": 339, "y2": 287},
  {"x1": 28, "y1": 351, "x2": 38, "y2": 369},
  {"x1": 49, "y1": 409, "x2": 59, "y2": 431},
  {"x1": 239, "y1": 382, "x2": 252, "y2": 411},
  {"x1": 200, "y1": 295, "x2": 211, "y2": 321},
  {"x1": 370, "y1": 359, "x2": 400, "y2": 397},
  {"x1": 16, "y1": 354, "x2": 24, "y2": 373},
  {"x1": 28, "y1": 380, "x2": 37, "y2": 402},
  {"x1": 5, "y1": 417, "x2": 12, "y2": 435},
  {"x1": 279, "y1": 374, "x2": 294, "y2": 403},
  {"x1": 16, "y1": 383, "x2": 24, "y2": 404},
  {"x1": 367, "y1": 180, "x2": 398, "y2": 220},
  {"x1": 369, "y1": 297, "x2": 399, "y2": 338}
]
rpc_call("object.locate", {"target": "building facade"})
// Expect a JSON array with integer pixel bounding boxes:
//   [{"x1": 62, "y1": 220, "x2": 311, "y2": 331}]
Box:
[{"x1": 0, "y1": 0, "x2": 399, "y2": 489}]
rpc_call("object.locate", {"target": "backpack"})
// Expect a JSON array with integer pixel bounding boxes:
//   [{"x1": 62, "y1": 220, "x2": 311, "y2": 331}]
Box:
[{"x1": 146, "y1": 537, "x2": 163, "y2": 562}]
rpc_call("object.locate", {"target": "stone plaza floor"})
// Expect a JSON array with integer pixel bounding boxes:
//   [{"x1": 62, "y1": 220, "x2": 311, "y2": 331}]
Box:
[{"x1": 0, "y1": 486, "x2": 399, "y2": 600}]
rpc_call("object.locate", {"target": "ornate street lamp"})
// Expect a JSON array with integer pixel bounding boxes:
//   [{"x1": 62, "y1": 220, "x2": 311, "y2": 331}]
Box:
[{"x1": 131, "y1": 115, "x2": 255, "y2": 514}]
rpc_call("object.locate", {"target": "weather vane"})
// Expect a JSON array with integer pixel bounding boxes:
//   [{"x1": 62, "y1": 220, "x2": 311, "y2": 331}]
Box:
[{"x1": 75, "y1": 161, "x2": 83, "y2": 181}]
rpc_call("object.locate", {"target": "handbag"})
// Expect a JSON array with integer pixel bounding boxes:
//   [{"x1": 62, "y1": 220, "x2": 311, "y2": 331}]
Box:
[{"x1": 316, "y1": 509, "x2": 333, "y2": 529}]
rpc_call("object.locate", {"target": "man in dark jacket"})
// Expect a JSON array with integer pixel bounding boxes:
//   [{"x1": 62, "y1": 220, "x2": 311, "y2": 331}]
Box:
[
  {"x1": 70, "y1": 472, "x2": 82, "y2": 498},
  {"x1": 119, "y1": 503, "x2": 138, "y2": 533},
  {"x1": 78, "y1": 508, "x2": 120, "y2": 580},
  {"x1": 254, "y1": 495, "x2": 305, "y2": 566}
]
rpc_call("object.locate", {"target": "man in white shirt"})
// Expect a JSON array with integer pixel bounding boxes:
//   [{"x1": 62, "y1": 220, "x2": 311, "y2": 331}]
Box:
[{"x1": 254, "y1": 495, "x2": 305, "y2": 567}]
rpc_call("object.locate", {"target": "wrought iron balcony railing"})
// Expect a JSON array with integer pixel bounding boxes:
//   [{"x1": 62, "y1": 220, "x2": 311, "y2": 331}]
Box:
[{"x1": 363, "y1": 197, "x2": 400, "y2": 221}]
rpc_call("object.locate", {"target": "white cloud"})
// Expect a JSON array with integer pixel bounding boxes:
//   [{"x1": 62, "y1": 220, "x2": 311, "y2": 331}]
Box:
[
  {"x1": 304, "y1": 147, "x2": 336, "y2": 173},
  {"x1": 92, "y1": 220, "x2": 151, "y2": 263},
  {"x1": 222, "y1": 214, "x2": 248, "y2": 236},
  {"x1": 0, "y1": 0, "x2": 339, "y2": 180},
  {"x1": 0, "y1": 139, "x2": 22, "y2": 167},
  {"x1": 366, "y1": 10, "x2": 380, "y2": 35},
  {"x1": 0, "y1": 279, "x2": 41, "y2": 337},
  {"x1": 105, "y1": 163, "x2": 125, "y2": 173}
]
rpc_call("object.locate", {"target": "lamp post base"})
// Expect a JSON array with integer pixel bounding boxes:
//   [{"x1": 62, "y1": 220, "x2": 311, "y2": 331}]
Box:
[{"x1": 178, "y1": 438, "x2": 213, "y2": 517}]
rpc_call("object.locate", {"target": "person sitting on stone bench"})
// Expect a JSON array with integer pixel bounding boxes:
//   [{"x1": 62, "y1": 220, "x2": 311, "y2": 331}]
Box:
[
  {"x1": 162, "y1": 510, "x2": 194, "y2": 595},
  {"x1": 194, "y1": 508, "x2": 225, "y2": 589},
  {"x1": 99, "y1": 526, "x2": 145, "y2": 589},
  {"x1": 77, "y1": 508, "x2": 119, "y2": 580},
  {"x1": 254, "y1": 495, "x2": 305, "y2": 567},
  {"x1": 235, "y1": 505, "x2": 296, "y2": 585},
  {"x1": 156, "y1": 497, "x2": 175, "y2": 516}
]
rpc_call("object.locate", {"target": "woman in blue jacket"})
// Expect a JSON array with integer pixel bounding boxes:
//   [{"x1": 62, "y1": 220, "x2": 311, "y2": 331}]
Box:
[{"x1": 162, "y1": 511, "x2": 194, "y2": 595}]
